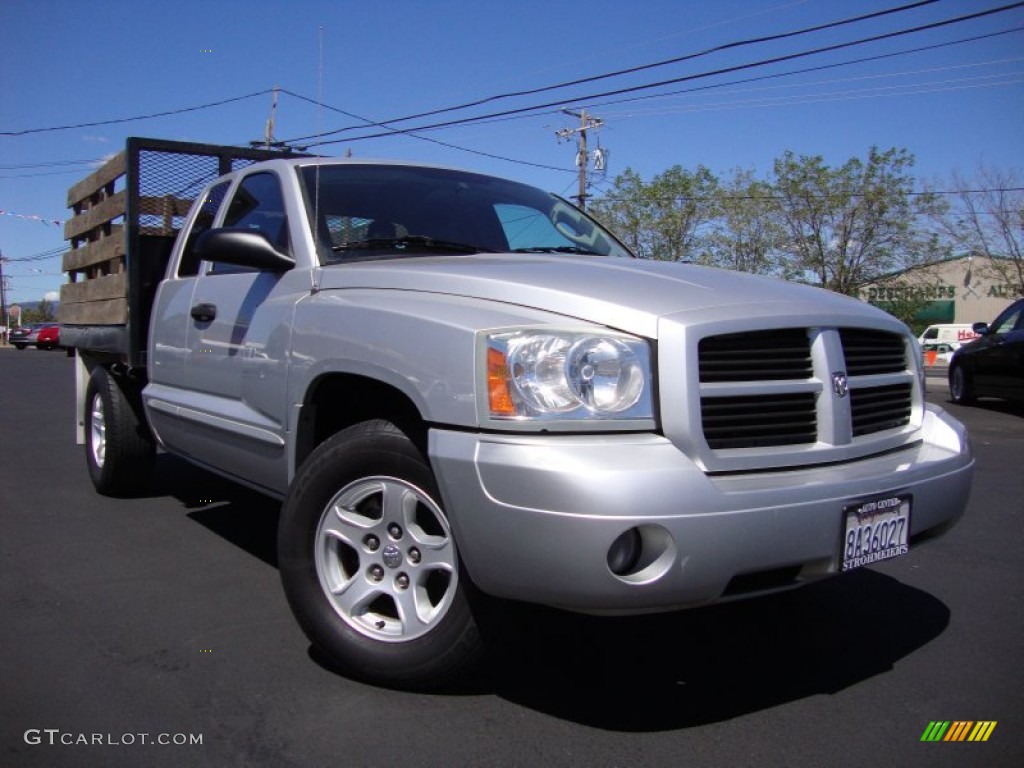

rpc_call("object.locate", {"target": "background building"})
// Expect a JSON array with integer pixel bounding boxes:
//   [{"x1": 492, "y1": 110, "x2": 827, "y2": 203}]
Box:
[{"x1": 860, "y1": 255, "x2": 1023, "y2": 330}]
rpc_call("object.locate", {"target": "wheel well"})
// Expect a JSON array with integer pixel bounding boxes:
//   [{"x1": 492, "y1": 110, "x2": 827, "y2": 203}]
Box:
[{"x1": 296, "y1": 374, "x2": 428, "y2": 469}]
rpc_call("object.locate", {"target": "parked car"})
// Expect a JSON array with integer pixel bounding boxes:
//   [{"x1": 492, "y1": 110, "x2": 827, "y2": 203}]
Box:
[
  {"x1": 36, "y1": 324, "x2": 61, "y2": 350},
  {"x1": 949, "y1": 298, "x2": 1024, "y2": 404},
  {"x1": 8, "y1": 324, "x2": 40, "y2": 349},
  {"x1": 7, "y1": 323, "x2": 60, "y2": 350},
  {"x1": 918, "y1": 323, "x2": 980, "y2": 351}
]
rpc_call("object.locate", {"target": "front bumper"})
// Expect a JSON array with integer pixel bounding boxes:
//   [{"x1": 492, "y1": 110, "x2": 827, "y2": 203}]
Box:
[{"x1": 429, "y1": 404, "x2": 973, "y2": 613}]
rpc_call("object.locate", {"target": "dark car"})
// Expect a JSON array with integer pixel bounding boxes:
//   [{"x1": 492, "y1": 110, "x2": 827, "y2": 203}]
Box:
[
  {"x1": 949, "y1": 298, "x2": 1024, "y2": 405},
  {"x1": 8, "y1": 324, "x2": 39, "y2": 349}
]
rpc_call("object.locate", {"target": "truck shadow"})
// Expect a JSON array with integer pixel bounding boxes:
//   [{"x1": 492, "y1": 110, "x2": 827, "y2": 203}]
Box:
[
  {"x1": 156, "y1": 453, "x2": 950, "y2": 732},
  {"x1": 153, "y1": 454, "x2": 281, "y2": 568},
  {"x1": 946, "y1": 398, "x2": 1024, "y2": 417},
  {"x1": 480, "y1": 571, "x2": 948, "y2": 731}
]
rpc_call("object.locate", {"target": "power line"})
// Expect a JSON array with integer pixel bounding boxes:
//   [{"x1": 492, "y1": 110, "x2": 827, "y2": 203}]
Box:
[
  {"x1": 0, "y1": 89, "x2": 274, "y2": 137},
  {"x1": 601, "y1": 72, "x2": 1024, "y2": 120},
  {"x1": 368, "y1": 26, "x2": 1023, "y2": 137},
  {"x1": 0, "y1": 158, "x2": 103, "y2": 170},
  {"x1": 297, "y1": 2, "x2": 1024, "y2": 148},
  {"x1": 588, "y1": 27, "x2": 1024, "y2": 115},
  {"x1": 277, "y1": 89, "x2": 571, "y2": 173},
  {"x1": 1, "y1": 247, "x2": 67, "y2": 264},
  {"x1": 594, "y1": 187, "x2": 1024, "y2": 204},
  {"x1": 283, "y1": 0, "x2": 945, "y2": 144}
]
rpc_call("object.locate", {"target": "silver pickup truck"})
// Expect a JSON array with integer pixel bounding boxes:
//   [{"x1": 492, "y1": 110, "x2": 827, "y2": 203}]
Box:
[{"x1": 62, "y1": 139, "x2": 973, "y2": 689}]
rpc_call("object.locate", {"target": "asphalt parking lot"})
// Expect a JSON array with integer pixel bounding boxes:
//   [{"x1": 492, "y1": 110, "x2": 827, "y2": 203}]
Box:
[{"x1": 1, "y1": 346, "x2": 1021, "y2": 767}]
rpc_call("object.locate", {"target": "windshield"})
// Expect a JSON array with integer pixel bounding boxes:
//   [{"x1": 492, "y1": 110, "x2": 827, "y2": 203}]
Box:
[{"x1": 298, "y1": 164, "x2": 633, "y2": 263}]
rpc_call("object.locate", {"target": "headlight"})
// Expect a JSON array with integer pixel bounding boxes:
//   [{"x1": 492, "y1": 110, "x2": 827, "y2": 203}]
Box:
[{"x1": 484, "y1": 330, "x2": 653, "y2": 425}]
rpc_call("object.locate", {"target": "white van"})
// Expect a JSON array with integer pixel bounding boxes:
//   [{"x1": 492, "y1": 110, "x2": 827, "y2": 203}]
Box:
[{"x1": 918, "y1": 324, "x2": 980, "y2": 350}]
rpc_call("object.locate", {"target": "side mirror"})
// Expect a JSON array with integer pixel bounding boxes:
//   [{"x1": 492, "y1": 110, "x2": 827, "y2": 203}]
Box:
[
  {"x1": 194, "y1": 228, "x2": 296, "y2": 272},
  {"x1": 971, "y1": 321, "x2": 990, "y2": 335}
]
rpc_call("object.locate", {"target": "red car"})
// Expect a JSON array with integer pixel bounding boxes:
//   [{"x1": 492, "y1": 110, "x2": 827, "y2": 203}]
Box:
[
  {"x1": 9, "y1": 323, "x2": 60, "y2": 350},
  {"x1": 36, "y1": 324, "x2": 61, "y2": 350}
]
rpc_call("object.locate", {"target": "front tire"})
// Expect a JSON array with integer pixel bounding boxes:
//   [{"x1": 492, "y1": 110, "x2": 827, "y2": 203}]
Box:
[
  {"x1": 84, "y1": 366, "x2": 156, "y2": 496},
  {"x1": 949, "y1": 363, "x2": 976, "y2": 405},
  {"x1": 278, "y1": 420, "x2": 482, "y2": 690}
]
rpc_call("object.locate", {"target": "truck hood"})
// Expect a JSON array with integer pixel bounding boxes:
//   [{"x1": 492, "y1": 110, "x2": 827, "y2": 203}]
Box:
[{"x1": 316, "y1": 253, "x2": 895, "y2": 338}]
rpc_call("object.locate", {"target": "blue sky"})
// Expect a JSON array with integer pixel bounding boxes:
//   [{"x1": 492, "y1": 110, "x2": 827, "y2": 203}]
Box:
[{"x1": 2, "y1": 0, "x2": 1022, "y2": 306}]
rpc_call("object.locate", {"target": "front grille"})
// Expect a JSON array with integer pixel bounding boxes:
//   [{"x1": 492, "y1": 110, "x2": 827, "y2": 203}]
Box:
[
  {"x1": 851, "y1": 383, "x2": 913, "y2": 436},
  {"x1": 701, "y1": 393, "x2": 817, "y2": 449},
  {"x1": 839, "y1": 328, "x2": 906, "y2": 375},
  {"x1": 698, "y1": 329, "x2": 811, "y2": 382},
  {"x1": 695, "y1": 326, "x2": 916, "y2": 460}
]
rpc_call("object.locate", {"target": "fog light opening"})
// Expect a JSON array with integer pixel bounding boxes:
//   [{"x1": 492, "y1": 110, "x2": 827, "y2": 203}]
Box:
[{"x1": 607, "y1": 528, "x2": 642, "y2": 576}]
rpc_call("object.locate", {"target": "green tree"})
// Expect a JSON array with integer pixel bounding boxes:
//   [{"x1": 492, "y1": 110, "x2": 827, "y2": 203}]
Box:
[
  {"x1": 771, "y1": 147, "x2": 928, "y2": 295},
  {"x1": 21, "y1": 298, "x2": 56, "y2": 324},
  {"x1": 590, "y1": 165, "x2": 719, "y2": 261},
  {"x1": 705, "y1": 169, "x2": 787, "y2": 276}
]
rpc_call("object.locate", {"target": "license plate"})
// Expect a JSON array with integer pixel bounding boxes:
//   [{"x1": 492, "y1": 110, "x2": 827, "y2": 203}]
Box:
[{"x1": 840, "y1": 494, "x2": 911, "y2": 572}]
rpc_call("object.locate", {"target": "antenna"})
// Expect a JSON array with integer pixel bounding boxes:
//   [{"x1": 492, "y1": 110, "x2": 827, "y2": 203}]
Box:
[{"x1": 311, "y1": 25, "x2": 325, "y2": 295}]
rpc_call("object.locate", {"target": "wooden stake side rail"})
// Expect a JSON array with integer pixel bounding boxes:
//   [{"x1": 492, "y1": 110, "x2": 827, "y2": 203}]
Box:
[
  {"x1": 59, "y1": 151, "x2": 193, "y2": 325},
  {"x1": 57, "y1": 137, "x2": 308, "y2": 360}
]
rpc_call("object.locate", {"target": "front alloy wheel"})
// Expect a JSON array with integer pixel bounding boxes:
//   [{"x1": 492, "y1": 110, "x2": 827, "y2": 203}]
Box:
[
  {"x1": 278, "y1": 420, "x2": 482, "y2": 690},
  {"x1": 315, "y1": 475, "x2": 458, "y2": 643}
]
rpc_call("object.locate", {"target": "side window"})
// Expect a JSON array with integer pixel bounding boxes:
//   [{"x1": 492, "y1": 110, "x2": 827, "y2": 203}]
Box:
[
  {"x1": 992, "y1": 306, "x2": 1022, "y2": 335},
  {"x1": 179, "y1": 181, "x2": 230, "y2": 276},
  {"x1": 210, "y1": 172, "x2": 289, "y2": 274}
]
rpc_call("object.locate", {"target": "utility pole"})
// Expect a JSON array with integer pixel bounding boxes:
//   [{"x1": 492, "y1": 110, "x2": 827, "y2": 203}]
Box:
[
  {"x1": 556, "y1": 109, "x2": 604, "y2": 209},
  {"x1": 251, "y1": 85, "x2": 287, "y2": 150}
]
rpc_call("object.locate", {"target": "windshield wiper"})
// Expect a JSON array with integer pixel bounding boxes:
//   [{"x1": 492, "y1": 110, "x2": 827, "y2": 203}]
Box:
[
  {"x1": 511, "y1": 246, "x2": 602, "y2": 255},
  {"x1": 332, "y1": 236, "x2": 490, "y2": 254}
]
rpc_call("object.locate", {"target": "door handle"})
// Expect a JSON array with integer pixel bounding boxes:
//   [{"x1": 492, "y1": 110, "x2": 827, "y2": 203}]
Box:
[{"x1": 191, "y1": 303, "x2": 217, "y2": 322}]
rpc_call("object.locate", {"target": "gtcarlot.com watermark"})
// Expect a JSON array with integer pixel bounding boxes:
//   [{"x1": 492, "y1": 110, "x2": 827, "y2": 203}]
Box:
[{"x1": 24, "y1": 729, "x2": 203, "y2": 747}]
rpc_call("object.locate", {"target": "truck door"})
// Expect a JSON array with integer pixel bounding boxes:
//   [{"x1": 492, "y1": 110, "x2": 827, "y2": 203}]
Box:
[{"x1": 182, "y1": 170, "x2": 305, "y2": 492}]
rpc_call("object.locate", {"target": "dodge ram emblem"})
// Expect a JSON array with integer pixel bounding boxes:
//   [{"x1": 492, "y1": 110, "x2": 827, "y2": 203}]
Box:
[{"x1": 832, "y1": 372, "x2": 849, "y2": 398}]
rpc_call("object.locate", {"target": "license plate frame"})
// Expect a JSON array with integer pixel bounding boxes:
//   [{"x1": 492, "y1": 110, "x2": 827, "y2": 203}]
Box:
[{"x1": 840, "y1": 494, "x2": 911, "y2": 572}]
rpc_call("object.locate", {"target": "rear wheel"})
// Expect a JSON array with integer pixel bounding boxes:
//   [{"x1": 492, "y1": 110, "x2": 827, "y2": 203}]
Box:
[
  {"x1": 948, "y1": 363, "x2": 976, "y2": 405},
  {"x1": 84, "y1": 367, "x2": 156, "y2": 496},
  {"x1": 278, "y1": 419, "x2": 482, "y2": 690}
]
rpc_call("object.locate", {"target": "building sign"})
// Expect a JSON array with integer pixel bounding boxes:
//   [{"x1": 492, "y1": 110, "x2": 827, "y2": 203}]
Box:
[{"x1": 863, "y1": 284, "x2": 956, "y2": 301}]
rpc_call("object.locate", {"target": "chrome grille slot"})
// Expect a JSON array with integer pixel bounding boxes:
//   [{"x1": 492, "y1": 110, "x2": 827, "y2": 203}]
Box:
[
  {"x1": 839, "y1": 328, "x2": 906, "y2": 375},
  {"x1": 698, "y1": 329, "x2": 811, "y2": 382},
  {"x1": 701, "y1": 393, "x2": 818, "y2": 449},
  {"x1": 850, "y1": 383, "x2": 913, "y2": 437}
]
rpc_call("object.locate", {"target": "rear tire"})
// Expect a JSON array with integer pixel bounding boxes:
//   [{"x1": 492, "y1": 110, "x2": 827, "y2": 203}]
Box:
[
  {"x1": 278, "y1": 419, "x2": 482, "y2": 690},
  {"x1": 84, "y1": 367, "x2": 156, "y2": 496},
  {"x1": 948, "y1": 363, "x2": 976, "y2": 405}
]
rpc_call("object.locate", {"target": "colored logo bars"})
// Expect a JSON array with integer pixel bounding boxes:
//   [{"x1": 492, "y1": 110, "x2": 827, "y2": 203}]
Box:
[{"x1": 921, "y1": 721, "x2": 997, "y2": 742}]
